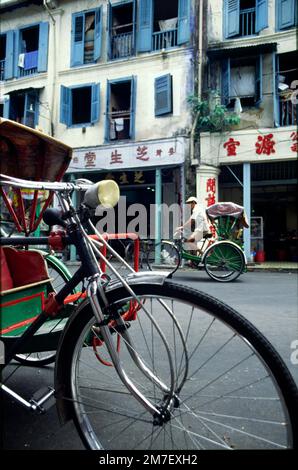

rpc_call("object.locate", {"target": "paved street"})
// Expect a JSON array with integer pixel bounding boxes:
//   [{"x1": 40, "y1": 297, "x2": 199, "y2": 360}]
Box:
[{"x1": 1, "y1": 271, "x2": 298, "y2": 450}]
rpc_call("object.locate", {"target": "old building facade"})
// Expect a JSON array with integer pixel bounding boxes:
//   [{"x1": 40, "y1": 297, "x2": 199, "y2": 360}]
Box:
[{"x1": 198, "y1": 0, "x2": 297, "y2": 261}]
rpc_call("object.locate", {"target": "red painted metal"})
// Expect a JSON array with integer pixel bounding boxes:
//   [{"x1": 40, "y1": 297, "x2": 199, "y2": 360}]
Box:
[
  {"x1": 48, "y1": 230, "x2": 66, "y2": 251},
  {"x1": 0, "y1": 186, "x2": 23, "y2": 232},
  {"x1": 15, "y1": 188, "x2": 28, "y2": 234},
  {"x1": 29, "y1": 189, "x2": 39, "y2": 232},
  {"x1": 43, "y1": 291, "x2": 62, "y2": 317}
]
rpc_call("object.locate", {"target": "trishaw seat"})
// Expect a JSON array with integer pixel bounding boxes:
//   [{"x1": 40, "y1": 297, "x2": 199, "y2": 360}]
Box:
[{"x1": 0, "y1": 247, "x2": 50, "y2": 293}]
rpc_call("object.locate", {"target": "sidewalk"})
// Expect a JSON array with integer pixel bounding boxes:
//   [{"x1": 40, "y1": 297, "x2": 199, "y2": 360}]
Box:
[{"x1": 246, "y1": 261, "x2": 298, "y2": 272}]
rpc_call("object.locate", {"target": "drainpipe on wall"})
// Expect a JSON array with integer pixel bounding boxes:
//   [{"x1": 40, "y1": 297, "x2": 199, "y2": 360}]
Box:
[
  {"x1": 43, "y1": 0, "x2": 56, "y2": 137},
  {"x1": 190, "y1": 0, "x2": 204, "y2": 166}
]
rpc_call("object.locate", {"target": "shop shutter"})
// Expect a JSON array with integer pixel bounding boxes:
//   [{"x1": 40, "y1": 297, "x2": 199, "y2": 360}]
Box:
[
  {"x1": 4, "y1": 31, "x2": 14, "y2": 80},
  {"x1": 3, "y1": 97, "x2": 10, "y2": 118},
  {"x1": 60, "y1": 85, "x2": 71, "y2": 126},
  {"x1": 225, "y1": 0, "x2": 240, "y2": 38},
  {"x1": 91, "y1": 83, "x2": 100, "y2": 124},
  {"x1": 71, "y1": 13, "x2": 85, "y2": 67},
  {"x1": 255, "y1": 0, "x2": 268, "y2": 32},
  {"x1": 278, "y1": 0, "x2": 295, "y2": 29},
  {"x1": 130, "y1": 76, "x2": 137, "y2": 139},
  {"x1": 94, "y1": 7, "x2": 102, "y2": 61},
  {"x1": 37, "y1": 22, "x2": 49, "y2": 72},
  {"x1": 255, "y1": 54, "x2": 263, "y2": 105},
  {"x1": 155, "y1": 74, "x2": 172, "y2": 116},
  {"x1": 137, "y1": 0, "x2": 153, "y2": 52},
  {"x1": 177, "y1": 0, "x2": 191, "y2": 45},
  {"x1": 221, "y1": 58, "x2": 231, "y2": 106}
]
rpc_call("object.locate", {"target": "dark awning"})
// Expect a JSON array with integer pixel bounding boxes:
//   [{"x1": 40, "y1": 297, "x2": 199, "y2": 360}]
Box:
[{"x1": 207, "y1": 42, "x2": 277, "y2": 60}]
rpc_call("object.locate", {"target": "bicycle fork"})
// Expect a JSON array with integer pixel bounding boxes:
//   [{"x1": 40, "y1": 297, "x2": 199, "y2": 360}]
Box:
[{"x1": 87, "y1": 278, "x2": 180, "y2": 424}]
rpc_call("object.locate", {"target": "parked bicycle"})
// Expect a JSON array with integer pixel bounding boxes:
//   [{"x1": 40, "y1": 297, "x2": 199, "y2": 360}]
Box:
[{"x1": 1, "y1": 119, "x2": 298, "y2": 450}]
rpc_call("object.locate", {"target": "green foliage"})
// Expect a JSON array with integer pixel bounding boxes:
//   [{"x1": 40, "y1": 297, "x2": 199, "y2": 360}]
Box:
[{"x1": 188, "y1": 95, "x2": 240, "y2": 134}]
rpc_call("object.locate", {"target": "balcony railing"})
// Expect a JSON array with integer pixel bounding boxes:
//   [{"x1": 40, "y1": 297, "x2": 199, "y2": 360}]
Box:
[
  {"x1": 111, "y1": 32, "x2": 133, "y2": 59},
  {"x1": 0, "y1": 59, "x2": 5, "y2": 81},
  {"x1": 239, "y1": 8, "x2": 256, "y2": 36},
  {"x1": 152, "y1": 29, "x2": 178, "y2": 51},
  {"x1": 18, "y1": 51, "x2": 38, "y2": 77},
  {"x1": 279, "y1": 98, "x2": 297, "y2": 127}
]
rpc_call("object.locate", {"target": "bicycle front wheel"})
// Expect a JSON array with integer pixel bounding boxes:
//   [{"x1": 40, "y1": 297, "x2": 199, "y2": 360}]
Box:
[
  {"x1": 204, "y1": 241, "x2": 245, "y2": 282},
  {"x1": 58, "y1": 282, "x2": 298, "y2": 450},
  {"x1": 146, "y1": 241, "x2": 181, "y2": 275}
]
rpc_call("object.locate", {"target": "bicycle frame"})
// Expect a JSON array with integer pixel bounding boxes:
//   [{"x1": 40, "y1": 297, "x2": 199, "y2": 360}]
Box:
[{"x1": 0, "y1": 174, "x2": 176, "y2": 420}]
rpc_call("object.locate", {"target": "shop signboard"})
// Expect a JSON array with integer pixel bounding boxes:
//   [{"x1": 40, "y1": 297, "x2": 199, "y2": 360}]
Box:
[{"x1": 68, "y1": 138, "x2": 185, "y2": 173}]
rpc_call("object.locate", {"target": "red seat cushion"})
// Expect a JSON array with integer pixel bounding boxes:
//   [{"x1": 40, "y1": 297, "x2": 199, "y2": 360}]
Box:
[
  {"x1": 0, "y1": 247, "x2": 14, "y2": 291},
  {"x1": 3, "y1": 247, "x2": 49, "y2": 288}
]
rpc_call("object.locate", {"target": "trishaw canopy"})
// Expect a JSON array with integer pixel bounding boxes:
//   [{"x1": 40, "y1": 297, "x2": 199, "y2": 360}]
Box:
[
  {"x1": 0, "y1": 119, "x2": 72, "y2": 234},
  {"x1": 206, "y1": 202, "x2": 249, "y2": 228},
  {"x1": 0, "y1": 118, "x2": 72, "y2": 181}
]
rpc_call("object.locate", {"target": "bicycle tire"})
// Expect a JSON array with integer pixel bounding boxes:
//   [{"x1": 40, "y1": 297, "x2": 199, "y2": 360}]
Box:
[
  {"x1": 14, "y1": 254, "x2": 73, "y2": 366},
  {"x1": 56, "y1": 281, "x2": 298, "y2": 450},
  {"x1": 203, "y1": 241, "x2": 245, "y2": 282},
  {"x1": 146, "y1": 240, "x2": 181, "y2": 275}
]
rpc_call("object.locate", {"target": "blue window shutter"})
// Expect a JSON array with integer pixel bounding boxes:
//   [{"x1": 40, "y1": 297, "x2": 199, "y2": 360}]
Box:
[
  {"x1": 132, "y1": 0, "x2": 136, "y2": 54},
  {"x1": 178, "y1": 0, "x2": 191, "y2": 45},
  {"x1": 60, "y1": 85, "x2": 71, "y2": 126},
  {"x1": 4, "y1": 31, "x2": 14, "y2": 79},
  {"x1": 225, "y1": 0, "x2": 240, "y2": 38},
  {"x1": 71, "y1": 13, "x2": 85, "y2": 67},
  {"x1": 130, "y1": 76, "x2": 137, "y2": 139},
  {"x1": 14, "y1": 29, "x2": 20, "y2": 78},
  {"x1": 94, "y1": 7, "x2": 102, "y2": 61},
  {"x1": 255, "y1": 55, "x2": 263, "y2": 105},
  {"x1": 137, "y1": 0, "x2": 153, "y2": 52},
  {"x1": 255, "y1": 0, "x2": 268, "y2": 32},
  {"x1": 221, "y1": 59, "x2": 230, "y2": 106},
  {"x1": 3, "y1": 97, "x2": 10, "y2": 118},
  {"x1": 278, "y1": 0, "x2": 295, "y2": 29},
  {"x1": 37, "y1": 22, "x2": 49, "y2": 72},
  {"x1": 155, "y1": 74, "x2": 172, "y2": 116},
  {"x1": 91, "y1": 83, "x2": 100, "y2": 124},
  {"x1": 105, "y1": 80, "x2": 112, "y2": 142}
]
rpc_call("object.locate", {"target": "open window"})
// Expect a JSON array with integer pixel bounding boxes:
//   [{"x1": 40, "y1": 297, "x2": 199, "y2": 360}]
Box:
[
  {"x1": 224, "y1": 0, "x2": 268, "y2": 38},
  {"x1": 152, "y1": 0, "x2": 178, "y2": 50},
  {"x1": 7, "y1": 90, "x2": 39, "y2": 128},
  {"x1": 71, "y1": 8, "x2": 102, "y2": 67},
  {"x1": 15, "y1": 22, "x2": 49, "y2": 77},
  {"x1": 60, "y1": 83, "x2": 100, "y2": 127},
  {"x1": 106, "y1": 78, "x2": 136, "y2": 141},
  {"x1": 108, "y1": 0, "x2": 136, "y2": 60},
  {"x1": 222, "y1": 55, "x2": 263, "y2": 108},
  {"x1": 137, "y1": 0, "x2": 190, "y2": 53},
  {"x1": 276, "y1": 52, "x2": 297, "y2": 126}
]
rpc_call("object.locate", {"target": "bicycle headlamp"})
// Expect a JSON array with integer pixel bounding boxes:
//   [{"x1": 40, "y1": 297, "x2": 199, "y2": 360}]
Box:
[{"x1": 83, "y1": 180, "x2": 120, "y2": 209}]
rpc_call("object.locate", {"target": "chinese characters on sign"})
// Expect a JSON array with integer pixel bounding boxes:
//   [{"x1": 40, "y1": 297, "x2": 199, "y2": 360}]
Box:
[
  {"x1": 224, "y1": 138, "x2": 240, "y2": 156},
  {"x1": 69, "y1": 139, "x2": 184, "y2": 173},
  {"x1": 205, "y1": 178, "x2": 217, "y2": 237},
  {"x1": 290, "y1": 132, "x2": 298, "y2": 153},
  {"x1": 221, "y1": 132, "x2": 296, "y2": 159},
  {"x1": 84, "y1": 152, "x2": 96, "y2": 168},
  {"x1": 255, "y1": 134, "x2": 276, "y2": 155}
]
